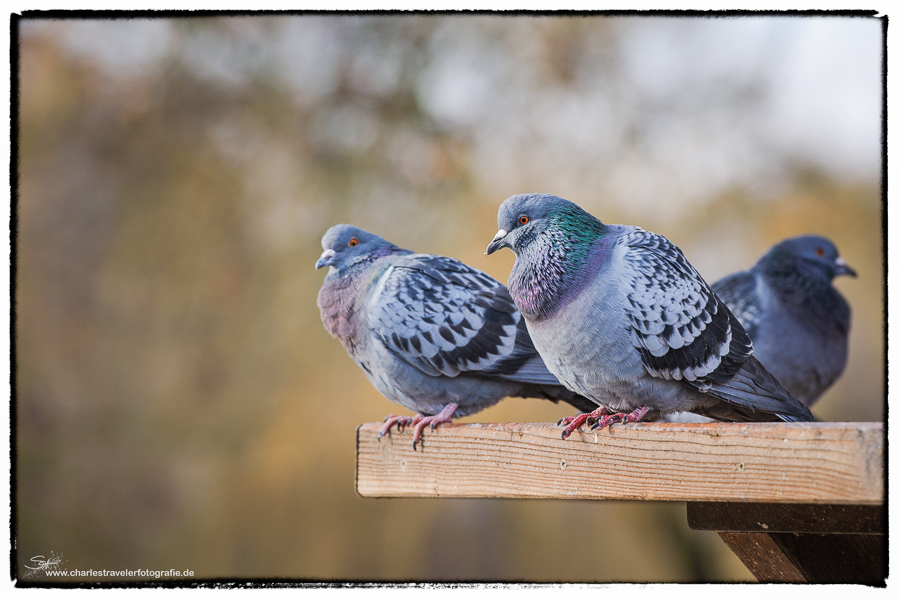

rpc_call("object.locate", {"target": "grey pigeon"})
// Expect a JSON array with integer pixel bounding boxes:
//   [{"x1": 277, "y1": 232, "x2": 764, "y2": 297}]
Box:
[
  {"x1": 316, "y1": 224, "x2": 596, "y2": 448},
  {"x1": 712, "y1": 235, "x2": 855, "y2": 408},
  {"x1": 485, "y1": 194, "x2": 814, "y2": 438}
]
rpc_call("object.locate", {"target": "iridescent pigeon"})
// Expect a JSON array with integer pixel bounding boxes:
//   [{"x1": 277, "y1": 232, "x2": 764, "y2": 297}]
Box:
[
  {"x1": 712, "y1": 235, "x2": 855, "y2": 408},
  {"x1": 316, "y1": 224, "x2": 596, "y2": 448},
  {"x1": 485, "y1": 194, "x2": 813, "y2": 438}
]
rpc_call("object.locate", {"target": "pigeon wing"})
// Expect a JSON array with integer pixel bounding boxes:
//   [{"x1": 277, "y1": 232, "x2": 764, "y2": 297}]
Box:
[
  {"x1": 367, "y1": 254, "x2": 536, "y2": 380},
  {"x1": 622, "y1": 229, "x2": 752, "y2": 388},
  {"x1": 621, "y1": 230, "x2": 811, "y2": 421}
]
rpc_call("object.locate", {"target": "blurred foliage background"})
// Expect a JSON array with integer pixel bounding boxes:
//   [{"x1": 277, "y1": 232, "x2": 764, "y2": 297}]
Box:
[{"x1": 16, "y1": 15, "x2": 882, "y2": 582}]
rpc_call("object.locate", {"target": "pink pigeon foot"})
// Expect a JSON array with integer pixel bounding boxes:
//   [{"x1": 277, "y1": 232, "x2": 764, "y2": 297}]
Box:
[
  {"x1": 378, "y1": 414, "x2": 416, "y2": 439},
  {"x1": 590, "y1": 406, "x2": 651, "y2": 430},
  {"x1": 411, "y1": 402, "x2": 458, "y2": 450},
  {"x1": 558, "y1": 407, "x2": 610, "y2": 439}
]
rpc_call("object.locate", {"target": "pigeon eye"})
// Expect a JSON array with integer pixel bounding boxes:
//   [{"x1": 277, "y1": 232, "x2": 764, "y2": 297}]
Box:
[
  {"x1": 815, "y1": 247, "x2": 825, "y2": 257},
  {"x1": 518, "y1": 215, "x2": 530, "y2": 225},
  {"x1": 349, "y1": 238, "x2": 359, "y2": 247}
]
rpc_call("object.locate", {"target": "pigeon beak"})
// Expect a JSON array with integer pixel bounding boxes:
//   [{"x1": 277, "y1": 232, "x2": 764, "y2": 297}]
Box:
[
  {"x1": 834, "y1": 257, "x2": 857, "y2": 278},
  {"x1": 315, "y1": 248, "x2": 337, "y2": 270},
  {"x1": 485, "y1": 229, "x2": 509, "y2": 255}
]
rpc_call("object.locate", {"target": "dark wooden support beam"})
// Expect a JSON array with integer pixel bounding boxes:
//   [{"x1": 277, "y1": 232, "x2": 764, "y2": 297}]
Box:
[
  {"x1": 687, "y1": 502, "x2": 885, "y2": 534},
  {"x1": 687, "y1": 502, "x2": 886, "y2": 584}
]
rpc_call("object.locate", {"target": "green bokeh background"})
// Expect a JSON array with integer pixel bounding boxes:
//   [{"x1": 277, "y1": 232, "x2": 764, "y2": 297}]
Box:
[{"x1": 15, "y1": 15, "x2": 883, "y2": 582}]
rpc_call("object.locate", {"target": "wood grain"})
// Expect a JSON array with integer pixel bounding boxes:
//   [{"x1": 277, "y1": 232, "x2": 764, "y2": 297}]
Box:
[
  {"x1": 717, "y1": 532, "x2": 886, "y2": 584},
  {"x1": 356, "y1": 421, "x2": 883, "y2": 504}
]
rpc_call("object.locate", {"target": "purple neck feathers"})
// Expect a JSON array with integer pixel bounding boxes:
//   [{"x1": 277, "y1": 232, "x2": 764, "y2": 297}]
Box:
[
  {"x1": 510, "y1": 230, "x2": 613, "y2": 321},
  {"x1": 317, "y1": 247, "x2": 409, "y2": 351}
]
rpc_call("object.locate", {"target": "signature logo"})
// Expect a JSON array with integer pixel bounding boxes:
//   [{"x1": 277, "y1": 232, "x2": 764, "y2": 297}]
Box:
[{"x1": 23, "y1": 553, "x2": 65, "y2": 578}]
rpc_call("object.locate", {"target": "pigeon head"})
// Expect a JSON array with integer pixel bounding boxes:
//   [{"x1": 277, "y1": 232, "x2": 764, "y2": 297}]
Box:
[
  {"x1": 486, "y1": 194, "x2": 609, "y2": 321},
  {"x1": 486, "y1": 193, "x2": 603, "y2": 256},
  {"x1": 315, "y1": 224, "x2": 397, "y2": 272},
  {"x1": 761, "y1": 235, "x2": 857, "y2": 281}
]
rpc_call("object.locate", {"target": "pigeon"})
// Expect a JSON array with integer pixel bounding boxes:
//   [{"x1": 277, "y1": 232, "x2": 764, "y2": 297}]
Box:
[
  {"x1": 712, "y1": 235, "x2": 855, "y2": 408},
  {"x1": 315, "y1": 224, "x2": 597, "y2": 448},
  {"x1": 485, "y1": 193, "x2": 814, "y2": 438}
]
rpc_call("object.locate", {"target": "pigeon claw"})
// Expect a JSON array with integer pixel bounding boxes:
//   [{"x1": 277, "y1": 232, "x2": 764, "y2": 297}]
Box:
[
  {"x1": 378, "y1": 414, "x2": 415, "y2": 439},
  {"x1": 590, "y1": 413, "x2": 622, "y2": 430},
  {"x1": 559, "y1": 407, "x2": 609, "y2": 439},
  {"x1": 410, "y1": 402, "x2": 459, "y2": 450},
  {"x1": 589, "y1": 406, "x2": 651, "y2": 431}
]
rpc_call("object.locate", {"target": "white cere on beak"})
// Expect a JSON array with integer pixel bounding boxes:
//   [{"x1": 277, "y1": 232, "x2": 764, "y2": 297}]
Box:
[{"x1": 320, "y1": 248, "x2": 336, "y2": 261}]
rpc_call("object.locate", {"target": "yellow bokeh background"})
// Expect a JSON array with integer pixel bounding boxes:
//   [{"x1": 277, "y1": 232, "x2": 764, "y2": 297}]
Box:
[{"x1": 15, "y1": 15, "x2": 883, "y2": 582}]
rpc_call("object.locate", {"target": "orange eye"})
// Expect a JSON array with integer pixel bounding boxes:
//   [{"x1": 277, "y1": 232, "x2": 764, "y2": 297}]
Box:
[
  {"x1": 815, "y1": 247, "x2": 825, "y2": 257},
  {"x1": 518, "y1": 215, "x2": 529, "y2": 225},
  {"x1": 349, "y1": 238, "x2": 358, "y2": 247}
]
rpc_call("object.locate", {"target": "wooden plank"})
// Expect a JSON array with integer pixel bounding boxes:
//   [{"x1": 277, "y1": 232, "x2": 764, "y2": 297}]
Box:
[
  {"x1": 356, "y1": 421, "x2": 883, "y2": 504},
  {"x1": 717, "y1": 532, "x2": 886, "y2": 584},
  {"x1": 686, "y1": 502, "x2": 885, "y2": 534}
]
